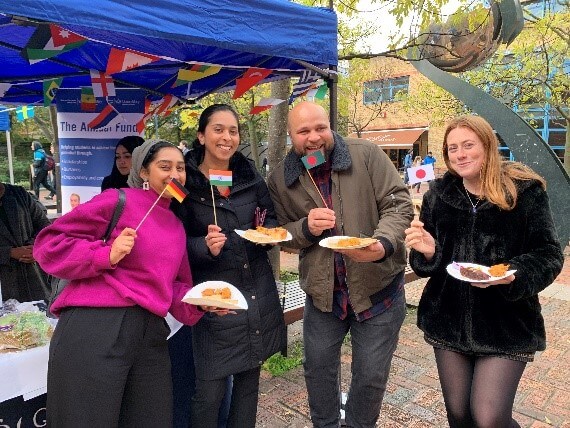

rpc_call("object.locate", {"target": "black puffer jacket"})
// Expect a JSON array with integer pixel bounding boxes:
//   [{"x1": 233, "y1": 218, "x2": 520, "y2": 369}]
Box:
[
  {"x1": 181, "y1": 148, "x2": 286, "y2": 379},
  {"x1": 410, "y1": 172, "x2": 563, "y2": 356}
]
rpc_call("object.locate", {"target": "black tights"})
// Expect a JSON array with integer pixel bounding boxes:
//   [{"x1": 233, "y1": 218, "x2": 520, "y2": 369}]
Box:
[{"x1": 434, "y1": 348, "x2": 526, "y2": 428}]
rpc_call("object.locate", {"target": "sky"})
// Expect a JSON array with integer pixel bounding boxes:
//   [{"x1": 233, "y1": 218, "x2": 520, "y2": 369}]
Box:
[{"x1": 345, "y1": 0, "x2": 465, "y2": 52}]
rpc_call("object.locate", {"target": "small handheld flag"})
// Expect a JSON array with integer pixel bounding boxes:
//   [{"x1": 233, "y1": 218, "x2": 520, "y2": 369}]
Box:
[
  {"x1": 301, "y1": 151, "x2": 325, "y2": 170},
  {"x1": 301, "y1": 151, "x2": 329, "y2": 209},
  {"x1": 209, "y1": 170, "x2": 233, "y2": 186},
  {"x1": 165, "y1": 178, "x2": 189, "y2": 203},
  {"x1": 407, "y1": 164, "x2": 435, "y2": 185}
]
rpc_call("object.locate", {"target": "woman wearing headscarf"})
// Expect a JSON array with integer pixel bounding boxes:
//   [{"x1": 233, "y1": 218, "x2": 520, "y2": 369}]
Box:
[
  {"x1": 34, "y1": 140, "x2": 211, "y2": 427},
  {"x1": 101, "y1": 135, "x2": 145, "y2": 191}
]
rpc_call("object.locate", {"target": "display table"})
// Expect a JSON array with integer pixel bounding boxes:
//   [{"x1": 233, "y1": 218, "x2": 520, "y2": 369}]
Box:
[
  {"x1": 0, "y1": 345, "x2": 49, "y2": 403},
  {"x1": 0, "y1": 346, "x2": 49, "y2": 427}
]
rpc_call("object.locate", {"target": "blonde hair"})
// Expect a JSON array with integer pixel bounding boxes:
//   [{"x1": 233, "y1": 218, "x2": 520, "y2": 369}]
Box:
[{"x1": 442, "y1": 115, "x2": 545, "y2": 210}]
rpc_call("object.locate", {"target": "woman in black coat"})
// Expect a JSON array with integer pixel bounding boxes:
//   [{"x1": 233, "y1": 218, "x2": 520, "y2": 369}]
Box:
[
  {"x1": 405, "y1": 115, "x2": 563, "y2": 427},
  {"x1": 177, "y1": 104, "x2": 285, "y2": 428},
  {"x1": 0, "y1": 182, "x2": 51, "y2": 302}
]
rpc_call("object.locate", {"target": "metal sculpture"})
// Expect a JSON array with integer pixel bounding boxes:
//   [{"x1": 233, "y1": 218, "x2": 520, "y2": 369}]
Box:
[{"x1": 409, "y1": 0, "x2": 570, "y2": 244}]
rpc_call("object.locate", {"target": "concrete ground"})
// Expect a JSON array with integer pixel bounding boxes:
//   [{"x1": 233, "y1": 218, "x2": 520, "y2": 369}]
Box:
[{"x1": 257, "y1": 249, "x2": 570, "y2": 427}]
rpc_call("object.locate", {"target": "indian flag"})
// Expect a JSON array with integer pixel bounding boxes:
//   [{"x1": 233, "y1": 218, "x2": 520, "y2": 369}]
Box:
[
  {"x1": 165, "y1": 178, "x2": 189, "y2": 203},
  {"x1": 209, "y1": 170, "x2": 232, "y2": 186}
]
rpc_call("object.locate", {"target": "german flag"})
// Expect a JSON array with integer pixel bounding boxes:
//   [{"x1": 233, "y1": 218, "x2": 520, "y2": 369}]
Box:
[{"x1": 165, "y1": 178, "x2": 189, "y2": 203}]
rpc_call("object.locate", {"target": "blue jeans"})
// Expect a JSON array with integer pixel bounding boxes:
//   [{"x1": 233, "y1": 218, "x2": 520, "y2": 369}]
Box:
[{"x1": 303, "y1": 291, "x2": 406, "y2": 428}]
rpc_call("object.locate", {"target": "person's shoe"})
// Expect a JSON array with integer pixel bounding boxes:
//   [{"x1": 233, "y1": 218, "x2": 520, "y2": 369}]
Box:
[{"x1": 44, "y1": 195, "x2": 54, "y2": 200}]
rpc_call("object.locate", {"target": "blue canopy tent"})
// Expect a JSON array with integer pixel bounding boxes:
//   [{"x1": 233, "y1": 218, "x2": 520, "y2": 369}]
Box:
[{"x1": 0, "y1": 0, "x2": 338, "y2": 105}]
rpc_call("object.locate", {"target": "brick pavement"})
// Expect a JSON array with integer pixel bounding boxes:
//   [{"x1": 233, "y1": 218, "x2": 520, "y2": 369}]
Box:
[{"x1": 257, "y1": 251, "x2": 570, "y2": 427}]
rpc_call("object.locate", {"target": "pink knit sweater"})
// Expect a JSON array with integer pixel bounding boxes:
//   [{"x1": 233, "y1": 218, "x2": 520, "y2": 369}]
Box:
[{"x1": 33, "y1": 188, "x2": 202, "y2": 326}]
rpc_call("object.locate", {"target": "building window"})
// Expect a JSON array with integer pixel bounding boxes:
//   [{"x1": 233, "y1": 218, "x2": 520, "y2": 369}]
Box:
[{"x1": 363, "y1": 76, "x2": 409, "y2": 105}]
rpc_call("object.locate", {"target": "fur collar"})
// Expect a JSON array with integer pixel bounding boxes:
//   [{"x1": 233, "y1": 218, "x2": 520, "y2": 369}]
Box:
[
  {"x1": 432, "y1": 171, "x2": 539, "y2": 212},
  {"x1": 283, "y1": 132, "x2": 351, "y2": 187}
]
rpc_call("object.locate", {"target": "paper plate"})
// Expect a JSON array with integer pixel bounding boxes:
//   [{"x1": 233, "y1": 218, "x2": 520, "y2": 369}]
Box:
[
  {"x1": 235, "y1": 229, "x2": 293, "y2": 244},
  {"x1": 182, "y1": 281, "x2": 248, "y2": 310},
  {"x1": 319, "y1": 236, "x2": 378, "y2": 250},
  {"x1": 446, "y1": 262, "x2": 516, "y2": 283}
]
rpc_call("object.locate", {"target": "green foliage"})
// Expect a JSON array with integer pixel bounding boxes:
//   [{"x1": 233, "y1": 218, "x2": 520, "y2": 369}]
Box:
[
  {"x1": 279, "y1": 270, "x2": 299, "y2": 283},
  {"x1": 262, "y1": 340, "x2": 303, "y2": 376}
]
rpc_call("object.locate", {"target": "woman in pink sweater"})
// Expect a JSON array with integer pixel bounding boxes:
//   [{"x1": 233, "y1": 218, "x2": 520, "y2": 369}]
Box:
[{"x1": 34, "y1": 140, "x2": 205, "y2": 427}]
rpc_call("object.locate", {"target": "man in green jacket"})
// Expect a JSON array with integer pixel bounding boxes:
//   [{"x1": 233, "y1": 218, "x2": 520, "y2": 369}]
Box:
[{"x1": 268, "y1": 101, "x2": 414, "y2": 428}]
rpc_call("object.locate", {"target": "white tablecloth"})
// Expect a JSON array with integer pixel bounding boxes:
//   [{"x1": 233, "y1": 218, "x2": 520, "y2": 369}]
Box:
[
  {"x1": 0, "y1": 345, "x2": 49, "y2": 403},
  {"x1": 0, "y1": 312, "x2": 181, "y2": 404}
]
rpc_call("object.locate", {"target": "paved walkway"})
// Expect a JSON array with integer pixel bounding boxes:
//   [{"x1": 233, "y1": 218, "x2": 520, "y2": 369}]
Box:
[{"x1": 257, "y1": 250, "x2": 570, "y2": 427}]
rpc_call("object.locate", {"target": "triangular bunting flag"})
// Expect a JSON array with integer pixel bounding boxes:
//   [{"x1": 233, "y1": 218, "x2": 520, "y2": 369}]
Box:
[
  {"x1": 173, "y1": 64, "x2": 221, "y2": 87},
  {"x1": 289, "y1": 70, "x2": 321, "y2": 104},
  {"x1": 249, "y1": 98, "x2": 286, "y2": 115},
  {"x1": 88, "y1": 103, "x2": 120, "y2": 129},
  {"x1": 106, "y1": 47, "x2": 160, "y2": 75},
  {"x1": 0, "y1": 83, "x2": 11, "y2": 98},
  {"x1": 307, "y1": 83, "x2": 328, "y2": 101},
  {"x1": 90, "y1": 70, "x2": 116, "y2": 98},
  {"x1": 81, "y1": 87, "x2": 97, "y2": 111},
  {"x1": 43, "y1": 78, "x2": 63, "y2": 106},
  {"x1": 153, "y1": 94, "x2": 179, "y2": 116},
  {"x1": 16, "y1": 106, "x2": 35, "y2": 122},
  {"x1": 22, "y1": 24, "x2": 87, "y2": 64},
  {"x1": 232, "y1": 67, "x2": 272, "y2": 99}
]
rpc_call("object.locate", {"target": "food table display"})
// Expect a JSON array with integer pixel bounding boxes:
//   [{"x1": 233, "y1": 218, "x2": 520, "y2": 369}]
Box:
[
  {"x1": 0, "y1": 302, "x2": 183, "y2": 427},
  {"x1": 0, "y1": 302, "x2": 54, "y2": 427}
]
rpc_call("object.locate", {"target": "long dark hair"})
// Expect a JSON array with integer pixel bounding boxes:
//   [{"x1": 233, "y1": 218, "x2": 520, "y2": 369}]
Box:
[{"x1": 102, "y1": 136, "x2": 144, "y2": 190}]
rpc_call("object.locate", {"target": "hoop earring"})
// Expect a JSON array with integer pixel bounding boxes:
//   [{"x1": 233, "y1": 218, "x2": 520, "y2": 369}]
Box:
[{"x1": 143, "y1": 180, "x2": 150, "y2": 191}]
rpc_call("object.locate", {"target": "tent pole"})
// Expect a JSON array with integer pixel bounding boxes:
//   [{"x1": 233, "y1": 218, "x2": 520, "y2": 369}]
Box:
[
  {"x1": 329, "y1": 66, "x2": 338, "y2": 132},
  {"x1": 6, "y1": 130, "x2": 14, "y2": 184}
]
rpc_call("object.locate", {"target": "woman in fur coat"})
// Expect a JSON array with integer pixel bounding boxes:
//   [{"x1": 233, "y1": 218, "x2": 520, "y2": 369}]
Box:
[{"x1": 405, "y1": 115, "x2": 563, "y2": 427}]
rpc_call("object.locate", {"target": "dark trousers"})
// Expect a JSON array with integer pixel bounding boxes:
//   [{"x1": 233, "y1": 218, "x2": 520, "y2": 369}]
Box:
[
  {"x1": 33, "y1": 169, "x2": 56, "y2": 198},
  {"x1": 168, "y1": 325, "x2": 232, "y2": 428},
  {"x1": 47, "y1": 306, "x2": 172, "y2": 428},
  {"x1": 191, "y1": 366, "x2": 261, "y2": 428}
]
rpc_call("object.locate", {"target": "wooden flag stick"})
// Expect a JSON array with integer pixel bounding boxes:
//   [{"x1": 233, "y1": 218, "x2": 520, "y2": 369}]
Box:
[
  {"x1": 210, "y1": 185, "x2": 218, "y2": 226},
  {"x1": 135, "y1": 186, "x2": 168, "y2": 231},
  {"x1": 306, "y1": 171, "x2": 329, "y2": 209}
]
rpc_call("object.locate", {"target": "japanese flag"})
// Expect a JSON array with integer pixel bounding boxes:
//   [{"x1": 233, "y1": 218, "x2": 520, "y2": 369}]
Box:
[{"x1": 407, "y1": 164, "x2": 435, "y2": 185}]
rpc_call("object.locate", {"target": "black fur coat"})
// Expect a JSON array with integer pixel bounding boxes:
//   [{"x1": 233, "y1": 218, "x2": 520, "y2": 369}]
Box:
[{"x1": 410, "y1": 172, "x2": 563, "y2": 356}]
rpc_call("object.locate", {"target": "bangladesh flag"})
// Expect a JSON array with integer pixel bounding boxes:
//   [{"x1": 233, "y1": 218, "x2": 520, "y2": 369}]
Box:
[
  {"x1": 301, "y1": 151, "x2": 325, "y2": 169},
  {"x1": 22, "y1": 24, "x2": 87, "y2": 64}
]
